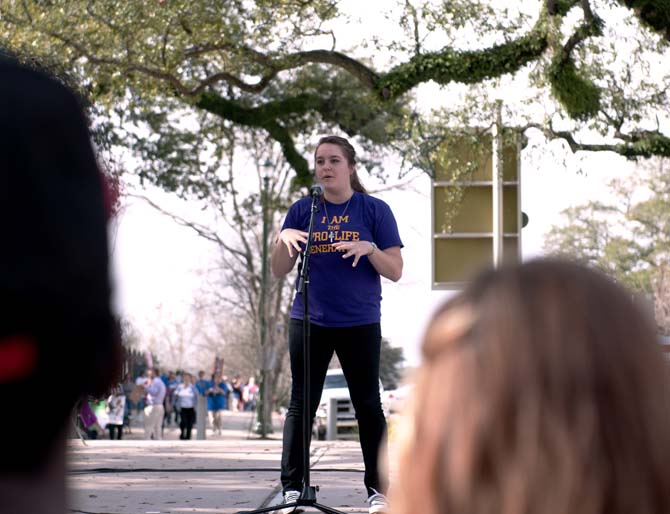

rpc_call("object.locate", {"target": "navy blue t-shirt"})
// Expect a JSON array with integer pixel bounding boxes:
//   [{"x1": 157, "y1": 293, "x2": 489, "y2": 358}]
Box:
[{"x1": 281, "y1": 192, "x2": 403, "y2": 327}]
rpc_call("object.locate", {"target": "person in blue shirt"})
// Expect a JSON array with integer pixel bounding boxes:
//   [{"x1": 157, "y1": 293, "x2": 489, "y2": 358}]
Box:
[
  {"x1": 271, "y1": 135, "x2": 403, "y2": 514},
  {"x1": 195, "y1": 370, "x2": 212, "y2": 397},
  {"x1": 195, "y1": 370, "x2": 213, "y2": 432},
  {"x1": 208, "y1": 373, "x2": 229, "y2": 435}
]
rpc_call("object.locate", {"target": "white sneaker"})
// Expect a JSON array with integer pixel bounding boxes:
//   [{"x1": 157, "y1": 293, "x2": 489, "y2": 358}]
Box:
[
  {"x1": 367, "y1": 489, "x2": 388, "y2": 514},
  {"x1": 279, "y1": 489, "x2": 303, "y2": 514}
]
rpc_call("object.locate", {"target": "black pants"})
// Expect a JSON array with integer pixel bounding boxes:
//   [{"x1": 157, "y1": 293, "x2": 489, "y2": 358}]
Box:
[
  {"x1": 180, "y1": 407, "x2": 196, "y2": 439},
  {"x1": 280, "y1": 320, "x2": 387, "y2": 496},
  {"x1": 108, "y1": 424, "x2": 123, "y2": 440}
]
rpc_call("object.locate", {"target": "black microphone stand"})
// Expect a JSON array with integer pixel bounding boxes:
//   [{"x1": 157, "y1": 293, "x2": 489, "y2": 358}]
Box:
[{"x1": 238, "y1": 191, "x2": 345, "y2": 514}]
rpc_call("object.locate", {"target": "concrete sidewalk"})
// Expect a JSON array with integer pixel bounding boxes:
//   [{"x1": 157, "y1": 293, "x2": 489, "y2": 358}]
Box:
[{"x1": 67, "y1": 411, "x2": 376, "y2": 514}]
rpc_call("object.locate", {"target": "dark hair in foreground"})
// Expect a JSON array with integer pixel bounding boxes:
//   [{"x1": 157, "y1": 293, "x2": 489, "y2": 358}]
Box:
[
  {"x1": 314, "y1": 135, "x2": 368, "y2": 194},
  {"x1": 0, "y1": 56, "x2": 121, "y2": 472},
  {"x1": 392, "y1": 259, "x2": 670, "y2": 514}
]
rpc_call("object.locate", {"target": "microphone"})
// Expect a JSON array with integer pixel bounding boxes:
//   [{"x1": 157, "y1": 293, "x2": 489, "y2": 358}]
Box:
[{"x1": 310, "y1": 184, "x2": 324, "y2": 197}]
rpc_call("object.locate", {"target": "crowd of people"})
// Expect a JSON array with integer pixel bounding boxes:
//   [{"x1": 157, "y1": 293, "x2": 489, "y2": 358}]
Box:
[{"x1": 77, "y1": 370, "x2": 260, "y2": 441}]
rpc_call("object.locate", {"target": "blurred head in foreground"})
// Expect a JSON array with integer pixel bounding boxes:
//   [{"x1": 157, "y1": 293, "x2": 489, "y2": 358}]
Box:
[
  {"x1": 392, "y1": 259, "x2": 670, "y2": 514},
  {"x1": 0, "y1": 54, "x2": 121, "y2": 483}
]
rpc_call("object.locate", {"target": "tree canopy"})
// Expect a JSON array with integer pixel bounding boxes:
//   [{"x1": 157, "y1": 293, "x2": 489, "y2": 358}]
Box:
[
  {"x1": 1, "y1": 0, "x2": 669, "y2": 195},
  {"x1": 544, "y1": 158, "x2": 670, "y2": 333}
]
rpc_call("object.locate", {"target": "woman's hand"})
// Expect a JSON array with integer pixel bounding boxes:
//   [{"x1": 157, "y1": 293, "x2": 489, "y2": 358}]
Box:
[
  {"x1": 332, "y1": 240, "x2": 375, "y2": 267},
  {"x1": 332, "y1": 241, "x2": 403, "y2": 281},
  {"x1": 278, "y1": 228, "x2": 309, "y2": 258}
]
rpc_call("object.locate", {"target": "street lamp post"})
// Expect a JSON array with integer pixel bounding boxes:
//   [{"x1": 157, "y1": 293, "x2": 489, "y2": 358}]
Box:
[{"x1": 257, "y1": 164, "x2": 271, "y2": 437}]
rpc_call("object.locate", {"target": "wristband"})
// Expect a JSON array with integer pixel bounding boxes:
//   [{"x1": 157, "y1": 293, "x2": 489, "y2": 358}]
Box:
[{"x1": 369, "y1": 242, "x2": 378, "y2": 256}]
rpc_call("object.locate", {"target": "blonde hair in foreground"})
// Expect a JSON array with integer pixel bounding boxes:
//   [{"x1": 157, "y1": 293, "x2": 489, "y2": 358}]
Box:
[{"x1": 391, "y1": 259, "x2": 670, "y2": 514}]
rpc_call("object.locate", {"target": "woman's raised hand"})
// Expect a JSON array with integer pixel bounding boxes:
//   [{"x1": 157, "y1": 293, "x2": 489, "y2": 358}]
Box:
[{"x1": 278, "y1": 228, "x2": 309, "y2": 257}]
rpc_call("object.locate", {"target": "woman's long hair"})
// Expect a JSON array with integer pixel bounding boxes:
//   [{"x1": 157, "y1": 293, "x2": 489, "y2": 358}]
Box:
[
  {"x1": 392, "y1": 259, "x2": 670, "y2": 514},
  {"x1": 314, "y1": 135, "x2": 368, "y2": 194}
]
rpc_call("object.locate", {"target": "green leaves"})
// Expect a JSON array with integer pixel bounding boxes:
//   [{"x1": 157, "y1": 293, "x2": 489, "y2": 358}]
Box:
[
  {"x1": 544, "y1": 159, "x2": 670, "y2": 311},
  {"x1": 380, "y1": 339, "x2": 404, "y2": 390},
  {"x1": 377, "y1": 21, "x2": 550, "y2": 100},
  {"x1": 548, "y1": 56, "x2": 601, "y2": 120}
]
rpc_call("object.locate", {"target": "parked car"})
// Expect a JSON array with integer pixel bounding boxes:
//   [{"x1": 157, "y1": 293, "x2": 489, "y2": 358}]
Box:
[{"x1": 313, "y1": 368, "x2": 384, "y2": 440}]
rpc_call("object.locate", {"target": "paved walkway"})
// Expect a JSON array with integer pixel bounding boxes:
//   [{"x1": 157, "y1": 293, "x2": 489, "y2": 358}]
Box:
[{"x1": 67, "y1": 411, "x2": 391, "y2": 514}]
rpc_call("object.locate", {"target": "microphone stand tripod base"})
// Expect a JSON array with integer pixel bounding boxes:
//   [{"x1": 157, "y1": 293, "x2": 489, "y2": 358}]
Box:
[{"x1": 236, "y1": 486, "x2": 347, "y2": 514}]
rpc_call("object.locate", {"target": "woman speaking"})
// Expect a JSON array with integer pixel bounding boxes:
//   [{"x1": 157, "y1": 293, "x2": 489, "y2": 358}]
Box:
[{"x1": 271, "y1": 135, "x2": 403, "y2": 514}]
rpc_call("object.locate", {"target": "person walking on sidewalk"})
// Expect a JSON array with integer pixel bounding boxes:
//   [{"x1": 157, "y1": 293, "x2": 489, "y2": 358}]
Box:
[
  {"x1": 271, "y1": 135, "x2": 403, "y2": 513},
  {"x1": 231, "y1": 375, "x2": 243, "y2": 412},
  {"x1": 105, "y1": 384, "x2": 126, "y2": 440},
  {"x1": 174, "y1": 372, "x2": 198, "y2": 440},
  {"x1": 134, "y1": 369, "x2": 148, "y2": 419},
  {"x1": 208, "y1": 373, "x2": 229, "y2": 435},
  {"x1": 143, "y1": 368, "x2": 166, "y2": 440}
]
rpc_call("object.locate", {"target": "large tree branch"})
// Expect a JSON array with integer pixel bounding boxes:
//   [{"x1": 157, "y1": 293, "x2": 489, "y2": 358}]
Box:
[
  {"x1": 378, "y1": 15, "x2": 551, "y2": 100},
  {"x1": 276, "y1": 49, "x2": 380, "y2": 90},
  {"x1": 44, "y1": 29, "x2": 273, "y2": 96},
  {"x1": 247, "y1": 12, "x2": 552, "y2": 101},
  {"x1": 196, "y1": 93, "x2": 331, "y2": 187},
  {"x1": 524, "y1": 123, "x2": 670, "y2": 157},
  {"x1": 29, "y1": 5, "x2": 551, "y2": 103}
]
